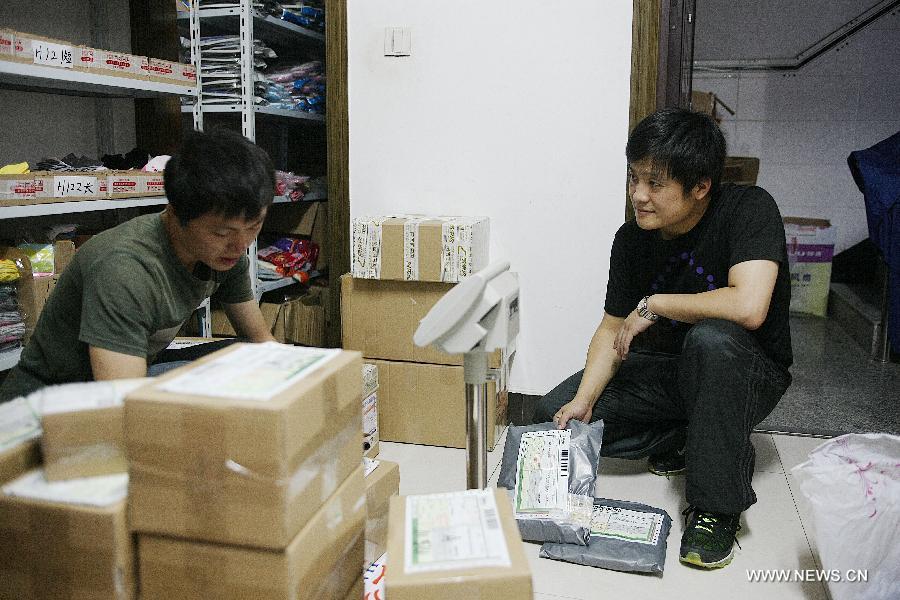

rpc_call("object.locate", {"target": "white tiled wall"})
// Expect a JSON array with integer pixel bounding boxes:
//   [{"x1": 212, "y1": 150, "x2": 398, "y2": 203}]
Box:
[{"x1": 693, "y1": 10, "x2": 900, "y2": 254}]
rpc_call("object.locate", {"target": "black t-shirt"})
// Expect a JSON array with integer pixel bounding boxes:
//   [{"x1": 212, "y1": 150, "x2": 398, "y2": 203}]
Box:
[{"x1": 604, "y1": 184, "x2": 793, "y2": 369}]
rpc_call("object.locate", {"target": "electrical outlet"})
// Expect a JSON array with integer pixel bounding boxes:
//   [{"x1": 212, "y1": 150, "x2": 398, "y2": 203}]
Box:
[{"x1": 383, "y1": 27, "x2": 411, "y2": 57}]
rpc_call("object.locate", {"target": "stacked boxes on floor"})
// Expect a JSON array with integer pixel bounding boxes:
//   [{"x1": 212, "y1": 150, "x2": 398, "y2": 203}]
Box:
[
  {"x1": 0, "y1": 396, "x2": 137, "y2": 599},
  {"x1": 125, "y1": 342, "x2": 365, "y2": 599},
  {"x1": 343, "y1": 215, "x2": 510, "y2": 450},
  {"x1": 363, "y1": 457, "x2": 399, "y2": 566}
]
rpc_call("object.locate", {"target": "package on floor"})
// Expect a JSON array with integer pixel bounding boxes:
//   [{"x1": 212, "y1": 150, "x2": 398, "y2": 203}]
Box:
[
  {"x1": 364, "y1": 458, "x2": 399, "y2": 565},
  {"x1": 369, "y1": 355, "x2": 509, "y2": 450},
  {"x1": 385, "y1": 488, "x2": 533, "y2": 599},
  {"x1": 341, "y1": 275, "x2": 502, "y2": 367},
  {"x1": 125, "y1": 343, "x2": 362, "y2": 549},
  {"x1": 362, "y1": 363, "x2": 379, "y2": 458},
  {"x1": 36, "y1": 379, "x2": 149, "y2": 482},
  {"x1": 352, "y1": 215, "x2": 489, "y2": 283},
  {"x1": 0, "y1": 469, "x2": 134, "y2": 599},
  {"x1": 212, "y1": 288, "x2": 325, "y2": 347},
  {"x1": 0, "y1": 398, "x2": 42, "y2": 485},
  {"x1": 138, "y1": 465, "x2": 365, "y2": 600},
  {"x1": 784, "y1": 217, "x2": 836, "y2": 317}
]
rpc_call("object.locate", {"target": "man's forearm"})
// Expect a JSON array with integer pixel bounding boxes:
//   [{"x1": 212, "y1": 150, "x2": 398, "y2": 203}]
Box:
[
  {"x1": 649, "y1": 287, "x2": 763, "y2": 330},
  {"x1": 573, "y1": 323, "x2": 622, "y2": 406}
]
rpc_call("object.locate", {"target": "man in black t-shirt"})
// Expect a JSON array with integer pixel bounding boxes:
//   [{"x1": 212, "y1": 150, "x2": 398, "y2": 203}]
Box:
[{"x1": 533, "y1": 108, "x2": 792, "y2": 569}]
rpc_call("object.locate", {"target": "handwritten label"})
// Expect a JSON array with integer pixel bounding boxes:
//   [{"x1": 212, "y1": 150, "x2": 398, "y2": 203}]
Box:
[
  {"x1": 53, "y1": 176, "x2": 97, "y2": 198},
  {"x1": 33, "y1": 41, "x2": 74, "y2": 68}
]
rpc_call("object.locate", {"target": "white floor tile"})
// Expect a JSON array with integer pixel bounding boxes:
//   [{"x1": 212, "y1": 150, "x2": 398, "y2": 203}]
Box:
[{"x1": 753, "y1": 433, "x2": 783, "y2": 474}]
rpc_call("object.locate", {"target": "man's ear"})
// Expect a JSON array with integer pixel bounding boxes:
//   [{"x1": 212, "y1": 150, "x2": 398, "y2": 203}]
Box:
[{"x1": 692, "y1": 177, "x2": 712, "y2": 201}]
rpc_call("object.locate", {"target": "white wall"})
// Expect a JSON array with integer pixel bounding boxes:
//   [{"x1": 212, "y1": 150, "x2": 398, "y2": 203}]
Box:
[
  {"x1": 347, "y1": 1, "x2": 634, "y2": 394},
  {"x1": 693, "y1": 6, "x2": 900, "y2": 254}
]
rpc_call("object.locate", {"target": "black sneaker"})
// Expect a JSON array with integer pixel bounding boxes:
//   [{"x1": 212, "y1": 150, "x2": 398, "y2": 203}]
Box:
[
  {"x1": 648, "y1": 445, "x2": 686, "y2": 476},
  {"x1": 679, "y1": 506, "x2": 742, "y2": 569}
]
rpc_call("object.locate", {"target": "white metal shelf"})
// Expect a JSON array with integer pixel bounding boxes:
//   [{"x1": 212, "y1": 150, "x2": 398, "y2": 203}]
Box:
[
  {"x1": 0, "y1": 61, "x2": 197, "y2": 98},
  {"x1": 257, "y1": 270, "x2": 321, "y2": 295},
  {"x1": 177, "y1": 8, "x2": 325, "y2": 49},
  {"x1": 0, "y1": 196, "x2": 168, "y2": 219},
  {"x1": 181, "y1": 104, "x2": 324, "y2": 123},
  {"x1": 273, "y1": 190, "x2": 326, "y2": 204},
  {"x1": 0, "y1": 347, "x2": 22, "y2": 372}
]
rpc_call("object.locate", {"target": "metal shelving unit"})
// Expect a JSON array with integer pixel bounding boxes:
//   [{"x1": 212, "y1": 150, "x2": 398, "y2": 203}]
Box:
[
  {"x1": 177, "y1": 7, "x2": 324, "y2": 48},
  {"x1": 180, "y1": 104, "x2": 325, "y2": 123},
  {"x1": 257, "y1": 270, "x2": 322, "y2": 295},
  {"x1": 0, "y1": 196, "x2": 168, "y2": 219},
  {"x1": 0, "y1": 61, "x2": 198, "y2": 98}
]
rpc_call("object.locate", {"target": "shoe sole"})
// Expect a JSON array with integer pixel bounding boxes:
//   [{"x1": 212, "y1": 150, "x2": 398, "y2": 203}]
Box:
[
  {"x1": 679, "y1": 549, "x2": 735, "y2": 569},
  {"x1": 648, "y1": 465, "x2": 686, "y2": 476}
]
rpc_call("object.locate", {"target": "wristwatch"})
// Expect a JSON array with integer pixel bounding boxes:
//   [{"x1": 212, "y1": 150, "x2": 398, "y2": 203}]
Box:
[{"x1": 637, "y1": 296, "x2": 659, "y2": 322}]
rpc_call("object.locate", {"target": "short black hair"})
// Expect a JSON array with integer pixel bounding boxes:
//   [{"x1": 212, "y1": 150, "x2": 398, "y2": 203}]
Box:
[
  {"x1": 164, "y1": 128, "x2": 276, "y2": 225},
  {"x1": 625, "y1": 108, "x2": 727, "y2": 194}
]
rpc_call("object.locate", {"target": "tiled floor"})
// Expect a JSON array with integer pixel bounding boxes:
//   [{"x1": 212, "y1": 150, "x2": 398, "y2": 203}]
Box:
[{"x1": 379, "y1": 431, "x2": 837, "y2": 600}]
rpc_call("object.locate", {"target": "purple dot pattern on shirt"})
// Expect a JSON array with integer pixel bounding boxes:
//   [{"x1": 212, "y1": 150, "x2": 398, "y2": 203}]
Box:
[{"x1": 651, "y1": 250, "x2": 718, "y2": 324}]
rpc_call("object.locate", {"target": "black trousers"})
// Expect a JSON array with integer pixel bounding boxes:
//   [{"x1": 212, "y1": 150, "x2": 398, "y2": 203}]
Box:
[{"x1": 533, "y1": 319, "x2": 791, "y2": 514}]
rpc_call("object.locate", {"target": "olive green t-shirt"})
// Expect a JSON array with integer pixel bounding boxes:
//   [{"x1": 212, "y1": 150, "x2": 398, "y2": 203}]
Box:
[{"x1": 0, "y1": 212, "x2": 252, "y2": 401}]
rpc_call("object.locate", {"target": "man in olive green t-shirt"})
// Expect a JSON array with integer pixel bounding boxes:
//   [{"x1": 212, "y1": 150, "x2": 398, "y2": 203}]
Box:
[{"x1": 0, "y1": 129, "x2": 277, "y2": 401}]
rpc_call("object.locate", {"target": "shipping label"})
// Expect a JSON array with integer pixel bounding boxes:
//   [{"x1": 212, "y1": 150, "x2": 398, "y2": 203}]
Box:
[
  {"x1": 156, "y1": 342, "x2": 341, "y2": 401},
  {"x1": 591, "y1": 505, "x2": 665, "y2": 545},
  {"x1": 405, "y1": 489, "x2": 511, "y2": 573},
  {"x1": 513, "y1": 429, "x2": 570, "y2": 519}
]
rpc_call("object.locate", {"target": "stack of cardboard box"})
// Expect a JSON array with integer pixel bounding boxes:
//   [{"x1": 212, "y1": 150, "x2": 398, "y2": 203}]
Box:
[
  {"x1": 0, "y1": 395, "x2": 137, "y2": 599},
  {"x1": 342, "y1": 216, "x2": 509, "y2": 449},
  {"x1": 362, "y1": 363, "x2": 379, "y2": 458},
  {"x1": 125, "y1": 343, "x2": 366, "y2": 599},
  {"x1": 363, "y1": 457, "x2": 399, "y2": 566}
]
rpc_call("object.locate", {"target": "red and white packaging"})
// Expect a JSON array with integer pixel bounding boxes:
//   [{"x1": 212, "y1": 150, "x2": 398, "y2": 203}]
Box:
[
  {"x1": 0, "y1": 175, "x2": 36, "y2": 204},
  {"x1": 0, "y1": 30, "x2": 14, "y2": 59},
  {"x1": 12, "y1": 32, "x2": 73, "y2": 65},
  {"x1": 146, "y1": 58, "x2": 196, "y2": 86},
  {"x1": 95, "y1": 50, "x2": 147, "y2": 79},
  {"x1": 107, "y1": 171, "x2": 145, "y2": 198},
  {"x1": 144, "y1": 172, "x2": 165, "y2": 196}
]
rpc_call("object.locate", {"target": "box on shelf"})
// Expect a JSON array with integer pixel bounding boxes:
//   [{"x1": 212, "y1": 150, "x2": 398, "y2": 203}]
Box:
[
  {"x1": 0, "y1": 398, "x2": 42, "y2": 485},
  {"x1": 107, "y1": 170, "x2": 162, "y2": 198},
  {"x1": 352, "y1": 215, "x2": 489, "y2": 283},
  {"x1": 364, "y1": 459, "x2": 399, "y2": 566},
  {"x1": 138, "y1": 466, "x2": 365, "y2": 600},
  {"x1": 0, "y1": 174, "x2": 36, "y2": 205},
  {"x1": 723, "y1": 156, "x2": 760, "y2": 186},
  {"x1": 0, "y1": 470, "x2": 135, "y2": 600},
  {"x1": 369, "y1": 357, "x2": 509, "y2": 450},
  {"x1": 784, "y1": 217, "x2": 836, "y2": 317},
  {"x1": 11, "y1": 32, "x2": 74, "y2": 66},
  {"x1": 145, "y1": 57, "x2": 196, "y2": 86},
  {"x1": 385, "y1": 489, "x2": 533, "y2": 600},
  {"x1": 213, "y1": 288, "x2": 324, "y2": 347},
  {"x1": 125, "y1": 343, "x2": 363, "y2": 549},
  {"x1": 94, "y1": 49, "x2": 147, "y2": 79},
  {"x1": 340, "y1": 275, "x2": 501, "y2": 368},
  {"x1": 33, "y1": 171, "x2": 102, "y2": 201},
  {"x1": 0, "y1": 29, "x2": 13, "y2": 58}
]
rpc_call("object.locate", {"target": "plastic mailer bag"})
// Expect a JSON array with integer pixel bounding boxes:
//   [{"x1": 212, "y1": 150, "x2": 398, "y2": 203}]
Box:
[
  {"x1": 539, "y1": 498, "x2": 672, "y2": 574},
  {"x1": 497, "y1": 420, "x2": 604, "y2": 545},
  {"x1": 792, "y1": 433, "x2": 900, "y2": 600}
]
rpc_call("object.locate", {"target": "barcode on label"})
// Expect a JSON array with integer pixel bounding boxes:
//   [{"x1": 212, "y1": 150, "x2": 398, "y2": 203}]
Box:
[
  {"x1": 484, "y1": 507, "x2": 500, "y2": 531},
  {"x1": 559, "y1": 448, "x2": 569, "y2": 477}
]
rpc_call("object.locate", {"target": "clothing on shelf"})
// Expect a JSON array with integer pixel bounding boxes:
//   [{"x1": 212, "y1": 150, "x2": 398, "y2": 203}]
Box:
[
  {"x1": 34, "y1": 154, "x2": 107, "y2": 172},
  {"x1": 0, "y1": 162, "x2": 30, "y2": 175}
]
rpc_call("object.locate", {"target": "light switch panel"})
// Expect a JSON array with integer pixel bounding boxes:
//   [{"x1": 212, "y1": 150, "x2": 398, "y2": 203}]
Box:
[{"x1": 383, "y1": 27, "x2": 411, "y2": 57}]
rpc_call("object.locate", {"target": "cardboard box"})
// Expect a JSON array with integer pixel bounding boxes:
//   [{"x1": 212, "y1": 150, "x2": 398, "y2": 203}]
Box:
[
  {"x1": 33, "y1": 171, "x2": 102, "y2": 201},
  {"x1": 94, "y1": 49, "x2": 147, "y2": 79},
  {"x1": 143, "y1": 57, "x2": 195, "y2": 86},
  {"x1": 0, "y1": 398, "x2": 42, "y2": 485},
  {"x1": 341, "y1": 275, "x2": 502, "y2": 368},
  {"x1": 385, "y1": 489, "x2": 533, "y2": 600},
  {"x1": 54, "y1": 240, "x2": 76, "y2": 274},
  {"x1": 213, "y1": 289, "x2": 324, "y2": 346},
  {"x1": 343, "y1": 578, "x2": 363, "y2": 600},
  {"x1": 11, "y1": 32, "x2": 74, "y2": 66},
  {"x1": 0, "y1": 174, "x2": 36, "y2": 204},
  {"x1": 125, "y1": 343, "x2": 363, "y2": 549},
  {"x1": 369, "y1": 358, "x2": 508, "y2": 450},
  {"x1": 107, "y1": 170, "x2": 161, "y2": 198},
  {"x1": 138, "y1": 466, "x2": 366, "y2": 600},
  {"x1": 0, "y1": 470, "x2": 135, "y2": 600},
  {"x1": 41, "y1": 404, "x2": 126, "y2": 482},
  {"x1": 784, "y1": 217, "x2": 836, "y2": 317},
  {"x1": 264, "y1": 201, "x2": 322, "y2": 236},
  {"x1": 0, "y1": 29, "x2": 13, "y2": 58},
  {"x1": 352, "y1": 215, "x2": 489, "y2": 283},
  {"x1": 365, "y1": 459, "x2": 399, "y2": 566},
  {"x1": 723, "y1": 156, "x2": 760, "y2": 186},
  {"x1": 362, "y1": 391, "x2": 379, "y2": 458}
]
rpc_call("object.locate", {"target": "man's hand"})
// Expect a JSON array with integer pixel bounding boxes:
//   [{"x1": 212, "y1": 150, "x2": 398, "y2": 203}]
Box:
[
  {"x1": 613, "y1": 309, "x2": 655, "y2": 360},
  {"x1": 554, "y1": 396, "x2": 595, "y2": 429}
]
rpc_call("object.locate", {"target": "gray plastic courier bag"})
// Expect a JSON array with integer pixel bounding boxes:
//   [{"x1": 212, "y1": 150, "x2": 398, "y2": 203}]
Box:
[
  {"x1": 497, "y1": 420, "x2": 604, "y2": 545},
  {"x1": 539, "y1": 498, "x2": 673, "y2": 574}
]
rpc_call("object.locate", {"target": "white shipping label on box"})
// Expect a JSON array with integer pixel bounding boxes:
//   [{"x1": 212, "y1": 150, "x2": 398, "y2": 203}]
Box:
[
  {"x1": 157, "y1": 342, "x2": 341, "y2": 401},
  {"x1": 32, "y1": 40, "x2": 74, "y2": 68},
  {"x1": 591, "y1": 505, "x2": 665, "y2": 546},
  {"x1": 0, "y1": 398, "x2": 41, "y2": 453},
  {"x1": 53, "y1": 176, "x2": 98, "y2": 198},
  {"x1": 513, "y1": 430, "x2": 570, "y2": 519},
  {"x1": 404, "y1": 489, "x2": 511, "y2": 574},
  {"x1": 3, "y1": 470, "x2": 128, "y2": 507},
  {"x1": 363, "y1": 392, "x2": 378, "y2": 437},
  {"x1": 364, "y1": 457, "x2": 380, "y2": 477}
]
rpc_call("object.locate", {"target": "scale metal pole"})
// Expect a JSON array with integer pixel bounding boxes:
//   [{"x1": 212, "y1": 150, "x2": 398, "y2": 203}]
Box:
[{"x1": 464, "y1": 352, "x2": 489, "y2": 489}]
